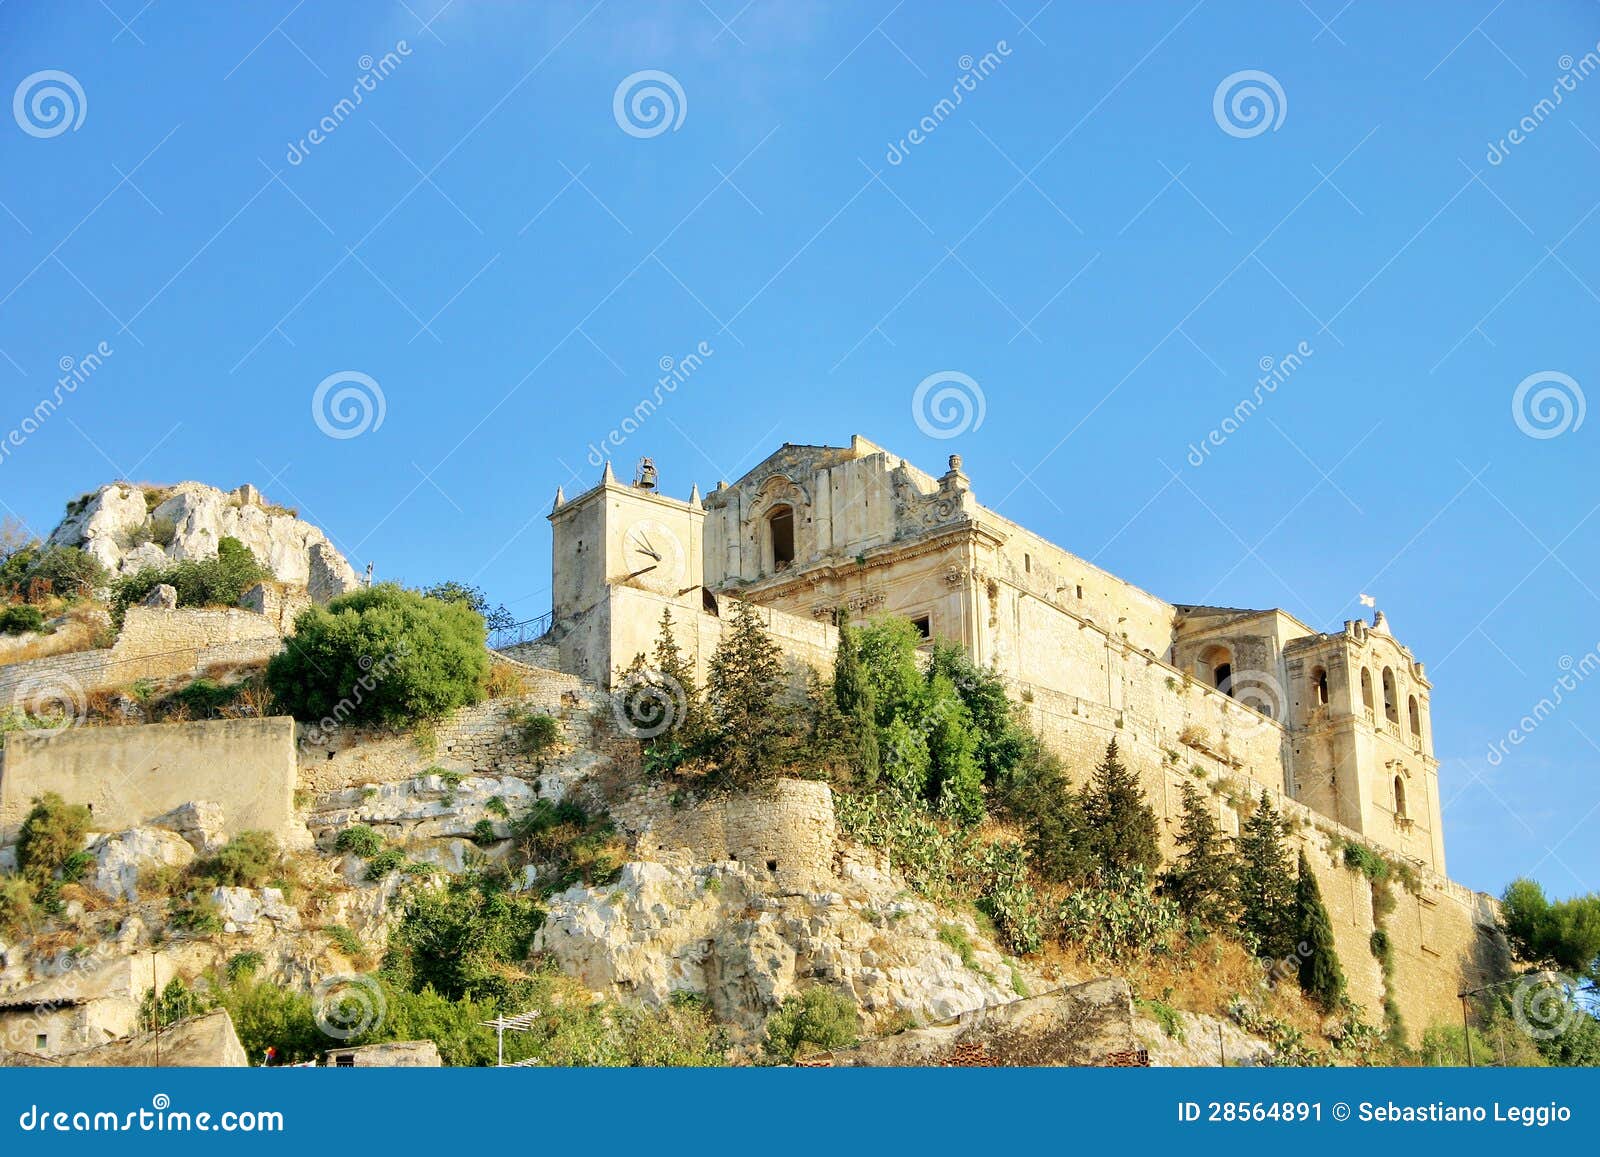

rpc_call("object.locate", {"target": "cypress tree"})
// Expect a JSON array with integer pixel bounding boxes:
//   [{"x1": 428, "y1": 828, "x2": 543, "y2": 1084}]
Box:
[
  {"x1": 830, "y1": 611, "x2": 881, "y2": 784},
  {"x1": 649, "y1": 607, "x2": 703, "y2": 743},
  {"x1": 1164, "y1": 780, "x2": 1238, "y2": 926},
  {"x1": 1295, "y1": 849, "x2": 1346, "y2": 1009},
  {"x1": 706, "y1": 598, "x2": 787, "y2": 790},
  {"x1": 1081, "y1": 739, "x2": 1161, "y2": 876},
  {"x1": 1237, "y1": 791, "x2": 1297, "y2": 960}
]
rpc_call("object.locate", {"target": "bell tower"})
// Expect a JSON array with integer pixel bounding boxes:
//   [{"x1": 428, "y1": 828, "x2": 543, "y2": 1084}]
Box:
[{"x1": 548, "y1": 458, "x2": 705, "y2": 685}]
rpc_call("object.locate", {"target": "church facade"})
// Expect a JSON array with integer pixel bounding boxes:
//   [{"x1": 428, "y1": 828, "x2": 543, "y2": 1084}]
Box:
[{"x1": 548, "y1": 434, "x2": 1445, "y2": 876}]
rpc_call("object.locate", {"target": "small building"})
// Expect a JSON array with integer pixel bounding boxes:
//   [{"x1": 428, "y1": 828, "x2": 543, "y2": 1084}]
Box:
[
  {"x1": 0, "y1": 956, "x2": 154, "y2": 1059},
  {"x1": 324, "y1": 1040, "x2": 441, "y2": 1067}
]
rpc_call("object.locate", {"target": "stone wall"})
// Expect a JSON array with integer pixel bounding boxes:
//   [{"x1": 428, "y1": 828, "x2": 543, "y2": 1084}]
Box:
[
  {"x1": 295, "y1": 663, "x2": 623, "y2": 797},
  {"x1": 618, "y1": 778, "x2": 838, "y2": 888},
  {"x1": 1020, "y1": 688, "x2": 1501, "y2": 1043},
  {"x1": 0, "y1": 605, "x2": 283, "y2": 708},
  {"x1": 0, "y1": 717, "x2": 299, "y2": 846}
]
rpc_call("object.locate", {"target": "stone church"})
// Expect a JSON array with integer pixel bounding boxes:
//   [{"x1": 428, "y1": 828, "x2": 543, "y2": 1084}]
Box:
[{"x1": 547, "y1": 434, "x2": 1444, "y2": 877}]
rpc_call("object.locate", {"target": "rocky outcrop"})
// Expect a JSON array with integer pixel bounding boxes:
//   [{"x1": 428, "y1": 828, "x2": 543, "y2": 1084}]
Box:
[
  {"x1": 821, "y1": 978, "x2": 1138, "y2": 1066},
  {"x1": 88, "y1": 828, "x2": 196, "y2": 903},
  {"x1": 535, "y1": 852, "x2": 1019, "y2": 1040},
  {"x1": 49, "y1": 482, "x2": 359, "y2": 599}
]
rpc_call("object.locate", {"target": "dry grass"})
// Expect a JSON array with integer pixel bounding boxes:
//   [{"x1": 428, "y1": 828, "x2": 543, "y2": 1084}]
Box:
[
  {"x1": 484, "y1": 661, "x2": 530, "y2": 699},
  {"x1": 1038, "y1": 931, "x2": 1334, "y2": 1051}
]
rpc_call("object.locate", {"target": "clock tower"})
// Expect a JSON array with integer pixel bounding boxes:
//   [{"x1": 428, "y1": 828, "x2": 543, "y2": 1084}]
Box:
[{"x1": 548, "y1": 458, "x2": 706, "y2": 685}]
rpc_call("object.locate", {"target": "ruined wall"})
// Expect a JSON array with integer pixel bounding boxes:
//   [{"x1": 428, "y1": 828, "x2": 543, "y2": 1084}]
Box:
[
  {"x1": 296, "y1": 663, "x2": 618, "y2": 796},
  {"x1": 0, "y1": 718, "x2": 298, "y2": 846},
  {"x1": 621, "y1": 778, "x2": 837, "y2": 888},
  {"x1": 0, "y1": 606, "x2": 283, "y2": 708}
]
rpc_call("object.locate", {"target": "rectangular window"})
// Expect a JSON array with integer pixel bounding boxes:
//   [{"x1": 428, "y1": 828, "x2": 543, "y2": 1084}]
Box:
[
  {"x1": 36, "y1": 1033, "x2": 47, "y2": 1050},
  {"x1": 911, "y1": 614, "x2": 931, "y2": 639}
]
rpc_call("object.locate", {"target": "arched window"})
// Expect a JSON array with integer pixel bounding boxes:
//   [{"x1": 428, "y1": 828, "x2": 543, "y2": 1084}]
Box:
[
  {"x1": 768, "y1": 505, "x2": 795, "y2": 571},
  {"x1": 1360, "y1": 669, "x2": 1374, "y2": 713},
  {"x1": 1408, "y1": 695, "x2": 1421, "y2": 737},
  {"x1": 1381, "y1": 666, "x2": 1398, "y2": 723},
  {"x1": 1199, "y1": 644, "x2": 1233, "y2": 694},
  {"x1": 1311, "y1": 666, "x2": 1329, "y2": 706},
  {"x1": 1394, "y1": 775, "x2": 1407, "y2": 819}
]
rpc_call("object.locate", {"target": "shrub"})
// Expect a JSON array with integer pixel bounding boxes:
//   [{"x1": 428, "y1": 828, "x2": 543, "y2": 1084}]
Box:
[
  {"x1": 383, "y1": 874, "x2": 545, "y2": 1004},
  {"x1": 139, "y1": 977, "x2": 209, "y2": 1028},
  {"x1": 326, "y1": 925, "x2": 364, "y2": 956},
  {"x1": 334, "y1": 826, "x2": 384, "y2": 858},
  {"x1": 507, "y1": 707, "x2": 560, "y2": 763},
  {"x1": 763, "y1": 986, "x2": 859, "y2": 1061},
  {"x1": 111, "y1": 536, "x2": 268, "y2": 619},
  {"x1": 0, "y1": 874, "x2": 35, "y2": 936},
  {"x1": 170, "y1": 893, "x2": 223, "y2": 936},
  {"x1": 365, "y1": 848, "x2": 408, "y2": 880},
  {"x1": 510, "y1": 799, "x2": 621, "y2": 892},
  {"x1": 1056, "y1": 869, "x2": 1182, "y2": 965},
  {"x1": 0, "y1": 604, "x2": 48, "y2": 635},
  {"x1": 214, "y1": 977, "x2": 324, "y2": 1065},
  {"x1": 472, "y1": 819, "x2": 498, "y2": 846},
  {"x1": 226, "y1": 951, "x2": 265, "y2": 982},
  {"x1": 194, "y1": 831, "x2": 280, "y2": 888},
  {"x1": 266, "y1": 584, "x2": 489, "y2": 730},
  {"x1": 25, "y1": 546, "x2": 107, "y2": 600},
  {"x1": 17, "y1": 793, "x2": 92, "y2": 886}
]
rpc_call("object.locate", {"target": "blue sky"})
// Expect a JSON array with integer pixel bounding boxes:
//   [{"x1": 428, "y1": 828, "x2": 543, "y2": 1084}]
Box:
[{"x1": 3, "y1": 1, "x2": 1599, "y2": 898}]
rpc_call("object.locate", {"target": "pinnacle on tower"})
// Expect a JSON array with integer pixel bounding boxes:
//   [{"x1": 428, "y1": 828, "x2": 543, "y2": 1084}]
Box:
[
  {"x1": 689, "y1": 482, "x2": 702, "y2": 507},
  {"x1": 601, "y1": 460, "x2": 616, "y2": 485},
  {"x1": 552, "y1": 486, "x2": 566, "y2": 511}
]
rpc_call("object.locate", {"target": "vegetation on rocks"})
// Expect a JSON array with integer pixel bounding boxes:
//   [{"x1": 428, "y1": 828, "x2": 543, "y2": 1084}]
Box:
[{"x1": 266, "y1": 583, "x2": 489, "y2": 728}]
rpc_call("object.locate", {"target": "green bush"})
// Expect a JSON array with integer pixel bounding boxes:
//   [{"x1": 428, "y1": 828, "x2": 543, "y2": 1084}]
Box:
[
  {"x1": 17, "y1": 793, "x2": 92, "y2": 886},
  {"x1": 0, "y1": 874, "x2": 35, "y2": 936},
  {"x1": 0, "y1": 604, "x2": 48, "y2": 635},
  {"x1": 193, "y1": 831, "x2": 281, "y2": 888},
  {"x1": 365, "y1": 848, "x2": 408, "y2": 879},
  {"x1": 213, "y1": 977, "x2": 325, "y2": 1065},
  {"x1": 139, "y1": 977, "x2": 210, "y2": 1028},
  {"x1": 169, "y1": 894, "x2": 223, "y2": 936},
  {"x1": 1055, "y1": 869, "x2": 1182, "y2": 965},
  {"x1": 111, "y1": 536, "x2": 268, "y2": 619},
  {"x1": 382, "y1": 874, "x2": 545, "y2": 1004},
  {"x1": 763, "y1": 986, "x2": 859, "y2": 1062},
  {"x1": 266, "y1": 584, "x2": 489, "y2": 730},
  {"x1": 334, "y1": 826, "x2": 384, "y2": 858},
  {"x1": 226, "y1": 951, "x2": 265, "y2": 982},
  {"x1": 507, "y1": 707, "x2": 560, "y2": 762},
  {"x1": 511, "y1": 799, "x2": 622, "y2": 893},
  {"x1": 24, "y1": 546, "x2": 107, "y2": 600}
]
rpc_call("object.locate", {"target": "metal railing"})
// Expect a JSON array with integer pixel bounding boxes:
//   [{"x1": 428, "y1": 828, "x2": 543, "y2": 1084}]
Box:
[{"x1": 488, "y1": 612, "x2": 552, "y2": 651}]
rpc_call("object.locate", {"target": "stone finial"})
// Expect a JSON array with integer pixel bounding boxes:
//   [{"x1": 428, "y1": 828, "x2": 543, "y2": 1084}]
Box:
[
  {"x1": 552, "y1": 486, "x2": 566, "y2": 511},
  {"x1": 601, "y1": 461, "x2": 615, "y2": 485},
  {"x1": 949, "y1": 454, "x2": 962, "y2": 472},
  {"x1": 688, "y1": 483, "x2": 701, "y2": 507}
]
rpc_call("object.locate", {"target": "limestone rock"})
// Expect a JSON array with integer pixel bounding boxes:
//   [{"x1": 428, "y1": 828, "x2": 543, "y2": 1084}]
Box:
[
  {"x1": 209, "y1": 887, "x2": 301, "y2": 934},
  {"x1": 536, "y1": 858, "x2": 1016, "y2": 1040},
  {"x1": 89, "y1": 828, "x2": 195, "y2": 903},
  {"x1": 149, "y1": 801, "x2": 227, "y2": 855},
  {"x1": 139, "y1": 583, "x2": 178, "y2": 609},
  {"x1": 48, "y1": 481, "x2": 358, "y2": 599}
]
